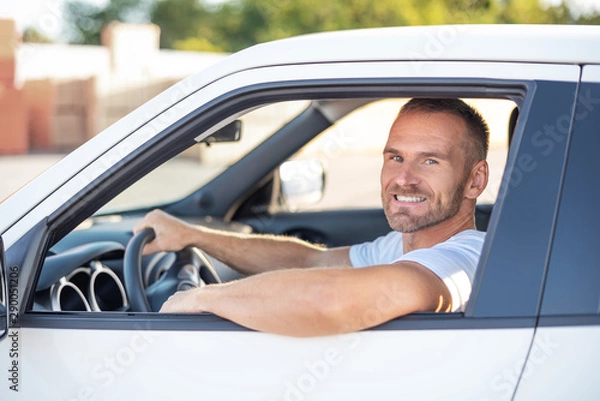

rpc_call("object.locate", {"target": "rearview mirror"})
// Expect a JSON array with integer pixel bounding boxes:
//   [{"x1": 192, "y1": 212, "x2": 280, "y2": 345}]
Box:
[
  {"x1": 279, "y1": 159, "x2": 325, "y2": 210},
  {"x1": 202, "y1": 120, "x2": 242, "y2": 145}
]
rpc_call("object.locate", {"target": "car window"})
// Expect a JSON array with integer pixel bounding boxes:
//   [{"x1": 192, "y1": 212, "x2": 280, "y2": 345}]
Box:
[
  {"x1": 98, "y1": 101, "x2": 310, "y2": 213},
  {"x1": 280, "y1": 98, "x2": 516, "y2": 212}
]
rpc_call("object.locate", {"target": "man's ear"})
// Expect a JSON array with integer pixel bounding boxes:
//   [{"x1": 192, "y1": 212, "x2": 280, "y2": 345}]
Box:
[{"x1": 465, "y1": 160, "x2": 489, "y2": 200}]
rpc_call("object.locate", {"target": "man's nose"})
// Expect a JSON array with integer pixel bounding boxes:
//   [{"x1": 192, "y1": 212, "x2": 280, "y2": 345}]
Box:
[{"x1": 394, "y1": 163, "x2": 420, "y2": 186}]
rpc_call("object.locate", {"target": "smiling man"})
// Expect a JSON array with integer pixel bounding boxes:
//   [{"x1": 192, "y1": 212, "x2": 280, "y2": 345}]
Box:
[{"x1": 134, "y1": 98, "x2": 489, "y2": 337}]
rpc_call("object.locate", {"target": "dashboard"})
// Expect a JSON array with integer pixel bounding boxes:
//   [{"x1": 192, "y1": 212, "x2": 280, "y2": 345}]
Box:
[{"x1": 33, "y1": 214, "x2": 250, "y2": 312}]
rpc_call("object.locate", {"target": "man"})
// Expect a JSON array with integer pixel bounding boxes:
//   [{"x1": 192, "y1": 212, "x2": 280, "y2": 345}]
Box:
[{"x1": 134, "y1": 98, "x2": 489, "y2": 337}]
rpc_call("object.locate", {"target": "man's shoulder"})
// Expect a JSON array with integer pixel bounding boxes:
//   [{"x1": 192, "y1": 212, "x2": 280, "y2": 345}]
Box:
[
  {"x1": 349, "y1": 230, "x2": 403, "y2": 267},
  {"x1": 429, "y1": 229, "x2": 486, "y2": 255}
]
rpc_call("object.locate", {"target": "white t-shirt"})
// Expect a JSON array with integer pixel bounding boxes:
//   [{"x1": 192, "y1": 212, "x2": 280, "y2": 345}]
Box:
[{"x1": 349, "y1": 229, "x2": 485, "y2": 312}]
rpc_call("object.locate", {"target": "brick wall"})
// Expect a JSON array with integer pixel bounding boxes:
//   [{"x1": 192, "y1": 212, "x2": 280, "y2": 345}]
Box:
[
  {"x1": 2, "y1": 20, "x2": 225, "y2": 154},
  {"x1": 0, "y1": 19, "x2": 28, "y2": 154}
]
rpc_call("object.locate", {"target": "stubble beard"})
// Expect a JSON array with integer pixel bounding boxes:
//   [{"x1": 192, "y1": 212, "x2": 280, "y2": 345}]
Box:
[{"x1": 382, "y1": 181, "x2": 467, "y2": 233}]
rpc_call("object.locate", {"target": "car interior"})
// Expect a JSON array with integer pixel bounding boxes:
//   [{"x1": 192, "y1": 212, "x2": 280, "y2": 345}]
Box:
[{"x1": 29, "y1": 95, "x2": 518, "y2": 315}]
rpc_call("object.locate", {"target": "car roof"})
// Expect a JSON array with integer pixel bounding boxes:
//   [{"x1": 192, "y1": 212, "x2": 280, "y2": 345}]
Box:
[{"x1": 229, "y1": 24, "x2": 600, "y2": 68}]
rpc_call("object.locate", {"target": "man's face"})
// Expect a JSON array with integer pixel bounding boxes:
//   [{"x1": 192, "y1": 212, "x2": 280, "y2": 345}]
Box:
[{"x1": 380, "y1": 110, "x2": 472, "y2": 233}]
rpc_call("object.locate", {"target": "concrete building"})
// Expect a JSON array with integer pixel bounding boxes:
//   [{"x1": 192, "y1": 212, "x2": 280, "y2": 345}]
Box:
[{"x1": 0, "y1": 19, "x2": 227, "y2": 154}]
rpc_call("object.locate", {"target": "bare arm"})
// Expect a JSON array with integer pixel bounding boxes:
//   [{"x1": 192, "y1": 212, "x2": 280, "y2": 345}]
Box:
[
  {"x1": 134, "y1": 209, "x2": 352, "y2": 275},
  {"x1": 159, "y1": 261, "x2": 452, "y2": 337}
]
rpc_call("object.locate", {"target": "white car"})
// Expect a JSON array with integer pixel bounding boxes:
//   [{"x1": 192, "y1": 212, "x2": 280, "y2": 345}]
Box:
[{"x1": 1, "y1": 24, "x2": 600, "y2": 400}]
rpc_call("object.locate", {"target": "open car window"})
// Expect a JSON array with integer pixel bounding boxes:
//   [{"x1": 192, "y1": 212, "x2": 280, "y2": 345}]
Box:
[{"x1": 34, "y1": 92, "x2": 521, "y2": 315}]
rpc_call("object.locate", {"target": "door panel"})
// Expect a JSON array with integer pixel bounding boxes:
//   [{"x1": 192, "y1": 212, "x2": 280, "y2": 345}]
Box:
[
  {"x1": 513, "y1": 323, "x2": 600, "y2": 401},
  {"x1": 11, "y1": 326, "x2": 534, "y2": 401},
  {"x1": 241, "y1": 208, "x2": 390, "y2": 247}
]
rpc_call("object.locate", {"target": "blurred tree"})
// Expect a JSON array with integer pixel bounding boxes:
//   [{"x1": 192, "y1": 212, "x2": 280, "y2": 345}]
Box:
[
  {"x1": 65, "y1": 0, "x2": 153, "y2": 44},
  {"x1": 173, "y1": 37, "x2": 224, "y2": 52},
  {"x1": 499, "y1": 0, "x2": 575, "y2": 24},
  {"x1": 23, "y1": 26, "x2": 54, "y2": 43},
  {"x1": 576, "y1": 7, "x2": 600, "y2": 24},
  {"x1": 65, "y1": 0, "x2": 597, "y2": 50},
  {"x1": 579, "y1": 14, "x2": 600, "y2": 24},
  {"x1": 150, "y1": 0, "x2": 215, "y2": 49},
  {"x1": 192, "y1": 0, "x2": 512, "y2": 52}
]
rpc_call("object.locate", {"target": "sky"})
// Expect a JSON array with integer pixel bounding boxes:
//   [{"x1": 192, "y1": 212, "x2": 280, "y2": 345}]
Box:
[
  {"x1": 0, "y1": 0, "x2": 109, "y2": 40},
  {"x1": 0, "y1": 0, "x2": 599, "y2": 41}
]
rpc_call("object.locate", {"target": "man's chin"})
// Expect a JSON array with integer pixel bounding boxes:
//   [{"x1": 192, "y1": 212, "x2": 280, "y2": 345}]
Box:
[
  {"x1": 386, "y1": 215, "x2": 420, "y2": 233},
  {"x1": 387, "y1": 214, "x2": 447, "y2": 233},
  {"x1": 392, "y1": 223, "x2": 421, "y2": 234}
]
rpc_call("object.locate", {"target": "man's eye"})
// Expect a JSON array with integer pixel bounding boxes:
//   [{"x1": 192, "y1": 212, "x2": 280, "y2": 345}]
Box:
[
  {"x1": 392, "y1": 155, "x2": 403, "y2": 162},
  {"x1": 425, "y1": 159, "x2": 438, "y2": 165}
]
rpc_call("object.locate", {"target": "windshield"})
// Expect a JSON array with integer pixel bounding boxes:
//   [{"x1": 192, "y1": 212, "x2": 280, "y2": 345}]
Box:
[{"x1": 98, "y1": 101, "x2": 310, "y2": 214}]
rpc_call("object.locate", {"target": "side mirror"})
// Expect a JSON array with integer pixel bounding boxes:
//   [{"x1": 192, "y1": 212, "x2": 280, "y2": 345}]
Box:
[
  {"x1": 0, "y1": 237, "x2": 7, "y2": 341},
  {"x1": 279, "y1": 160, "x2": 325, "y2": 210}
]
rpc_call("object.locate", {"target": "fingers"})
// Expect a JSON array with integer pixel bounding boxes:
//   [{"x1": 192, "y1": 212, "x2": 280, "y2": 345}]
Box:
[
  {"x1": 133, "y1": 209, "x2": 164, "y2": 234},
  {"x1": 133, "y1": 209, "x2": 192, "y2": 256},
  {"x1": 159, "y1": 293, "x2": 180, "y2": 313},
  {"x1": 141, "y1": 241, "x2": 159, "y2": 257},
  {"x1": 159, "y1": 288, "x2": 204, "y2": 313},
  {"x1": 133, "y1": 209, "x2": 170, "y2": 256}
]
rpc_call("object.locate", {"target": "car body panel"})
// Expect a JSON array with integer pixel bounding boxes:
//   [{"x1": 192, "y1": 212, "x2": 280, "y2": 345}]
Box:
[
  {"x1": 2, "y1": 326, "x2": 534, "y2": 400},
  {"x1": 513, "y1": 324, "x2": 600, "y2": 401},
  {"x1": 582, "y1": 64, "x2": 600, "y2": 82}
]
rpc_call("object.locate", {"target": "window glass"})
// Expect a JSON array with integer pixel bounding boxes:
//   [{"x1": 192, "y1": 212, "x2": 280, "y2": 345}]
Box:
[{"x1": 282, "y1": 98, "x2": 516, "y2": 212}]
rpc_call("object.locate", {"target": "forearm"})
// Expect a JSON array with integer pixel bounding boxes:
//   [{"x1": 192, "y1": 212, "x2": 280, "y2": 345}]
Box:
[
  {"x1": 179, "y1": 268, "x2": 354, "y2": 336},
  {"x1": 187, "y1": 226, "x2": 350, "y2": 275},
  {"x1": 167, "y1": 263, "x2": 448, "y2": 337},
  {"x1": 136, "y1": 209, "x2": 350, "y2": 275}
]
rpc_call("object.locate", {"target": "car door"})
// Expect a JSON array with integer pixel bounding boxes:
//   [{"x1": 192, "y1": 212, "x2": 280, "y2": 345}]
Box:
[
  {"x1": 0, "y1": 59, "x2": 578, "y2": 401},
  {"x1": 512, "y1": 65, "x2": 600, "y2": 400}
]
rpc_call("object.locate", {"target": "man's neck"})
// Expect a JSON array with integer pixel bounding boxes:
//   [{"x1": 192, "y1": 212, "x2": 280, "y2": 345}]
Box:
[{"x1": 401, "y1": 207, "x2": 476, "y2": 254}]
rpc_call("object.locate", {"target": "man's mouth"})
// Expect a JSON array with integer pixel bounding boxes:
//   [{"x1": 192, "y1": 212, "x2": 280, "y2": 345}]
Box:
[{"x1": 394, "y1": 195, "x2": 426, "y2": 203}]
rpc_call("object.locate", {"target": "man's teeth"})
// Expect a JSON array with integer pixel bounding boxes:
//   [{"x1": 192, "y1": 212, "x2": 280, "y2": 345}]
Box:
[{"x1": 395, "y1": 195, "x2": 426, "y2": 202}]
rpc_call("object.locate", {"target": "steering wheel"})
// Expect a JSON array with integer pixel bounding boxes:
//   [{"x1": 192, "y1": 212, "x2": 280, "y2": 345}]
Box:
[{"x1": 123, "y1": 227, "x2": 221, "y2": 312}]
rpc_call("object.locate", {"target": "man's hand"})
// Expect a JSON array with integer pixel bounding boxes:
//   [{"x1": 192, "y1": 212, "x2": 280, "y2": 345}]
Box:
[
  {"x1": 133, "y1": 209, "x2": 198, "y2": 256},
  {"x1": 159, "y1": 287, "x2": 208, "y2": 313}
]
